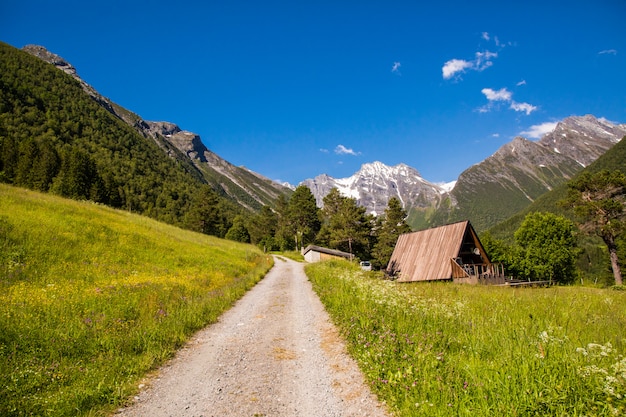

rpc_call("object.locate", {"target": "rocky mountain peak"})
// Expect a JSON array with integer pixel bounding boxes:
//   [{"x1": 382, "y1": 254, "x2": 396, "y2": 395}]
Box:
[
  {"x1": 143, "y1": 121, "x2": 208, "y2": 163},
  {"x1": 301, "y1": 161, "x2": 447, "y2": 216},
  {"x1": 143, "y1": 121, "x2": 182, "y2": 137},
  {"x1": 22, "y1": 45, "x2": 77, "y2": 76},
  {"x1": 358, "y1": 161, "x2": 421, "y2": 179},
  {"x1": 538, "y1": 114, "x2": 626, "y2": 167}
]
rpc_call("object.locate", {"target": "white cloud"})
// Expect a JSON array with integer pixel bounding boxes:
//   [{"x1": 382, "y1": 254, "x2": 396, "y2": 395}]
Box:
[
  {"x1": 442, "y1": 59, "x2": 473, "y2": 79},
  {"x1": 442, "y1": 32, "x2": 508, "y2": 80},
  {"x1": 510, "y1": 101, "x2": 537, "y2": 115},
  {"x1": 335, "y1": 144, "x2": 360, "y2": 156},
  {"x1": 520, "y1": 122, "x2": 558, "y2": 139},
  {"x1": 391, "y1": 61, "x2": 401, "y2": 73},
  {"x1": 482, "y1": 87, "x2": 512, "y2": 102},
  {"x1": 599, "y1": 49, "x2": 617, "y2": 55},
  {"x1": 475, "y1": 51, "x2": 497, "y2": 69},
  {"x1": 482, "y1": 31, "x2": 505, "y2": 47},
  {"x1": 319, "y1": 148, "x2": 329, "y2": 153},
  {"x1": 442, "y1": 50, "x2": 497, "y2": 80},
  {"x1": 516, "y1": 79, "x2": 527, "y2": 86},
  {"x1": 480, "y1": 87, "x2": 537, "y2": 115}
]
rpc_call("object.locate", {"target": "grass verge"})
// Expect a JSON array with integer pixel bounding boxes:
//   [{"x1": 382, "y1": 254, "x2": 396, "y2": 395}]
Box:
[{"x1": 306, "y1": 259, "x2": 626, "y2": 416}]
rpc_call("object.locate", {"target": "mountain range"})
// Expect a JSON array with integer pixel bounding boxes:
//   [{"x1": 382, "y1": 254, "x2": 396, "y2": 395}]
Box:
[
  {"x1": 16, "y1": 44, "x2": 626, "y2": 233},
  {"x1": 303, "y1": 115, "x2": 626, "y2": 231}
]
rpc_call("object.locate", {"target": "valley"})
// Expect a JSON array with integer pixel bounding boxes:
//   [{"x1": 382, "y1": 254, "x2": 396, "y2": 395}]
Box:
[
  {"x1": 8, "y1": 42, "x2": 626, "y2": 234},
  {"x1": 1, "y1": 39, "x2": 626, "y2": 417}
]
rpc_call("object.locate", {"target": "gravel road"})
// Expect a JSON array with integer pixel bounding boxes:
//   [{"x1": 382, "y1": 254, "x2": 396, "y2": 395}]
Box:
[{"x1": 116, "y1": 256, "x2": 390, "y2": 417}]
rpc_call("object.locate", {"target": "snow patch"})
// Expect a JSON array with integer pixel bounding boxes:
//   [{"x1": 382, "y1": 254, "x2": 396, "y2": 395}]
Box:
[{"x1": 436, "y1": 181, "x2": 456, "y2": 193}]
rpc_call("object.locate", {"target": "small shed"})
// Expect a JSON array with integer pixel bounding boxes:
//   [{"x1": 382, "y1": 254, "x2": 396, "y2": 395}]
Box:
[
  {"x1": 387, "y1": 220, "x2": 503, "y2": 283},
  {"x1": 302, "y1": 245, "x2": 353, "y2": 263}
]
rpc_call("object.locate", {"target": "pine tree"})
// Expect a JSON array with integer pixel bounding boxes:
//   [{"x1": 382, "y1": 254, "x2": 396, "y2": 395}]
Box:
[
  {"x1": 248, "y1": 205, "x2": 278, "y2": 250},
  {"x1": 50, "y1": 148, "x2": 102, "y2": 201},
  {"x1": 371, "y1": 197, "x2": 411, "y2": 269},
  {"x1": 287, "y1": 185, "x2": 320, "y2": 251},
  {"x1": 274, "y1": 193, "x2": 294, "y2": 251},
  {"x1": 319, "y1": 188, "x2": 371, "y2": 260},
  {"x1": 185, "y1": 186, "x2": 226, "y2": 237}
]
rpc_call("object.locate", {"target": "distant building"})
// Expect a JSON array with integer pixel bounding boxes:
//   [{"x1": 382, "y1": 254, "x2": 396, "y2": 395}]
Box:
[
  {"x1": 387, "y1": 220, "x2": 505, "y2": 284},
  {"x1": 302, "y1": 245, "x2": 353, "y2": 263}
]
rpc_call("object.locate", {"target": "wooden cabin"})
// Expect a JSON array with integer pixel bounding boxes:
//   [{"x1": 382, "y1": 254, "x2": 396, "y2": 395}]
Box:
[
  {"x1": 302, "y1": 245, "x2": 353, "y2": 263},
  {"x1": 386, "y1": 220, "x2": 505, "y2": 284}
]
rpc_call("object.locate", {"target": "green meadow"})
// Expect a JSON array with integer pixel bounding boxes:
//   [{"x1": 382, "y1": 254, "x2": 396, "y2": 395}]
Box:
[
  {"x1": 0, "y1": 184, "x2": 272, "y2": 416},
  {"x1": 307, "y1": 260, "x2": 626, "y2": 416}
]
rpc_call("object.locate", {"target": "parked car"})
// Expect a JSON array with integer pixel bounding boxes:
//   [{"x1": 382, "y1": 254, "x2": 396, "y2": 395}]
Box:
[{"x1": 359, "y1": 261, "x2": 372, "y2": 271}]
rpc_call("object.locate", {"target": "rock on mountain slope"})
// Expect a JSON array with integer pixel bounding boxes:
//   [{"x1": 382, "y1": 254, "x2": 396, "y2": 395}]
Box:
[
  {"x1": 142, "y1": 121, "x2": 289, "y2": 210},
  {"x1": 538, "y1": 115, "x2": 624, "y2": 167},
  {"x1": 302, "y1": 161, "x2": 451, "y2": 216},
  {"x1": 23, "y1": 45, "x2": 289, "y2": 211}
]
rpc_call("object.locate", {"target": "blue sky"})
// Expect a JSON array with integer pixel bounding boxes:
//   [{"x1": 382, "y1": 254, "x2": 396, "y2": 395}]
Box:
[{"x1": 2, "y1": 1, "x2": 625, "y2": 185}]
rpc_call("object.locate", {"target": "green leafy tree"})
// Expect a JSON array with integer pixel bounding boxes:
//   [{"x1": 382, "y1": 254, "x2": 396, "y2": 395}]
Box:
[
  {"x1": 371, "y1": 197, "x2": 411, "y2": 269},
  {"x1": 562, "y1": 170, "x2": 626, "y2": 285},
  {"x1": 480, "y1": 231, "x2": 516, "y2": 275},
  {"x1": 287, "y1": 185, "x2": 320, "y2": 251},
  {"x1": 225, "y1": 215, "x2": 250, "y2": 243},
  {"x1": 513, "y1": 212, "x2": 579, "y2": 283}
]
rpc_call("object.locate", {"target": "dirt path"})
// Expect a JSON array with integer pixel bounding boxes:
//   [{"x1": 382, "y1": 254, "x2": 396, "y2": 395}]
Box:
[{"x1": 116, "y1": 256, "x2": 390, "y2": 417}]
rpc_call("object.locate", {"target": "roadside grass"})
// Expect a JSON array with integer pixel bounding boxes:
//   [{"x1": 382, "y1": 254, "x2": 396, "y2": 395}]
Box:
[
  {"x1": 306, "y1": 260, "x2": 626, "y2": 416},
  {"x1": 270, "y1": 250, "x2": 304, "y2": 262},
  {"x1": 0, "y1": 184, "x2": 273, "y2": 416}
]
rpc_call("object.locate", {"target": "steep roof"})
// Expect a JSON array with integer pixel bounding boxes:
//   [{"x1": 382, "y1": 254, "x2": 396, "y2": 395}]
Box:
[{"x1": 387, "y1": 220, "x2": 490, "y2": 282}]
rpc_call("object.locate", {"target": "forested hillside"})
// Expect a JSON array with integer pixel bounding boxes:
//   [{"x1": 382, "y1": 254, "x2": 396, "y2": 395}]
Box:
[
  {"x1": 0, "y1": 41, "x2": 241, "y2": 234},
  {"x1": 487, "y1": 134, "x2": 626, "y2": 282}
]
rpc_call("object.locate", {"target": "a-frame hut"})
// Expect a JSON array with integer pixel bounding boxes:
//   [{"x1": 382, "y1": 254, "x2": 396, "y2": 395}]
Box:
[{"x1": 386, "y1": 220, "x2": 504, "y2": 284}]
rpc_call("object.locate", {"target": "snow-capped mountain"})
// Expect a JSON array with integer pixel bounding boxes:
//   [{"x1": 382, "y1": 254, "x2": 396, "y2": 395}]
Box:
[{"x1": 301, "y1": 161, "x2": 451, "y2": 216}]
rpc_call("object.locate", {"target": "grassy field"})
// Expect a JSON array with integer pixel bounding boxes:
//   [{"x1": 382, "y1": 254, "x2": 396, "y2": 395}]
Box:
[
  {"x1": 0, "y1": 184, "x2": 273, "y2": 416},
  {"x1": 307, "y1": 260, "x2": 626, "y2": 416}
]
